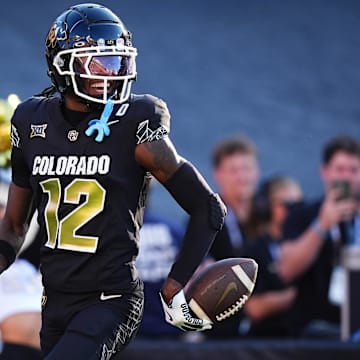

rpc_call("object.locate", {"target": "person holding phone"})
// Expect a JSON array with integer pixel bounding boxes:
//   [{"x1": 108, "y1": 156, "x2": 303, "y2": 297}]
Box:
[{"x1": 277, "y1": 135, "x2": 360, "y2": 337}]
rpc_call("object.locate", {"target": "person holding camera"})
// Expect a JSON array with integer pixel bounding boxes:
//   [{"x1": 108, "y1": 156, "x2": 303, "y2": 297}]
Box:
[{"x1": 278, "y1": 135, "x2": 360, "y2": 338}]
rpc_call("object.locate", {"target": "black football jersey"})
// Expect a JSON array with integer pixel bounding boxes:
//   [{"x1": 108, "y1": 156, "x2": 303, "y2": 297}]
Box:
[{"x1": 10, "y1": 94, "x2": 170, "y2": 293}]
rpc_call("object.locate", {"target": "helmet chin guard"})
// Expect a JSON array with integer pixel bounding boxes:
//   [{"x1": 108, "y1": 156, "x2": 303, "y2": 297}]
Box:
[{"x1": 45, "y1": 3, "x2": 137, "y2": 104}]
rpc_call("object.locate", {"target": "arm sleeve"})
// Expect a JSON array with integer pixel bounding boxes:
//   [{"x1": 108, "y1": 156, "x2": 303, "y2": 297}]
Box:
[
  {"x1": 209, "y1": 227, "x2": 237, "y2": 261},
  {"x1": 164, "y1": 162, "x2": 226, "y2": 286}
]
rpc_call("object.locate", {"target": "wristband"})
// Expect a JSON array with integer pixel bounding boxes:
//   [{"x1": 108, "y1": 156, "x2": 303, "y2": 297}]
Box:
[
  {"x1": 311, "y1": 219, "x2": 327, "y2": 240},
  {"x1": 0, "y1": 240, "x2": 16, "y2": 273}
]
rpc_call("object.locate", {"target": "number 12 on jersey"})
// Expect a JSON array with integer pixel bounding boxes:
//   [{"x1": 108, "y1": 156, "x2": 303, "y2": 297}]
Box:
[{"x1": 40, "y1": 178, "x2": 106, "y2": 253}]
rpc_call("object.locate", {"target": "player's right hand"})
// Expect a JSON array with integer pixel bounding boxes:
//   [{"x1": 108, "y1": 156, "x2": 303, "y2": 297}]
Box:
[{"x1": 159, "y1": 289, "x2": 213, "y2": 332}]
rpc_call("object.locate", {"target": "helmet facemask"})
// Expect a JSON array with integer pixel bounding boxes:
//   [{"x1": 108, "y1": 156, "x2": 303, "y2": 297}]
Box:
[{"x1": 53, "y1": 40, "x2": 137, "y2": 104}]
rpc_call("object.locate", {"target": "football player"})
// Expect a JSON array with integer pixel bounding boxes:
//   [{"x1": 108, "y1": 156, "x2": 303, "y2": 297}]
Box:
[{"x1": 0, "y1": 3, "x2": 226, "y2": 359}]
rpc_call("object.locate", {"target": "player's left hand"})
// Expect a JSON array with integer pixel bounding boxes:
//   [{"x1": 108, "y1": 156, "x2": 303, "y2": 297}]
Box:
[{"x1": 159, "y1": 289, "x2": 213, "y2": 331}]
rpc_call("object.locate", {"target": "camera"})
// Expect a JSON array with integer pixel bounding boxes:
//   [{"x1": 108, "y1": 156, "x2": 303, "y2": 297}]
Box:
[{"x1": 332, "y1": 180, "x2": 360, "y2": 201}]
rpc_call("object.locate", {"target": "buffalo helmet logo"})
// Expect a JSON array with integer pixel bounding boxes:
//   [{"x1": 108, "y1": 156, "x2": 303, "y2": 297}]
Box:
[
  {"x1": 46, "y1": 21, "x2": 68, "y2": 48},
  {"x1": 67, "y1": 130, "x2": 79, "y2": 142}
]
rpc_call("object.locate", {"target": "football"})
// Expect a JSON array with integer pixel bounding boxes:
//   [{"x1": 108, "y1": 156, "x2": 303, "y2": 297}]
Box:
[{"x1": 185, "y1": 258, "x2": 258, "y2": 323}]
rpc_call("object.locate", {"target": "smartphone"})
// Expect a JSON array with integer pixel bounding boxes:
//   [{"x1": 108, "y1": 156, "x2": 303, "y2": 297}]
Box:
[{"x1": 332, "y1": 180, "x2": 352, "y2": 201}]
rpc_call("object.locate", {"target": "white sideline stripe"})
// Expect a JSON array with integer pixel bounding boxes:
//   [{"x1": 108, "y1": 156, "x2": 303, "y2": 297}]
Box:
[
  {"x1": 231, "y1": 265, "x2": 254, "y2": 293},
  {"x1": 189, "y1": 299, "x2": 212, "y2": 322}
]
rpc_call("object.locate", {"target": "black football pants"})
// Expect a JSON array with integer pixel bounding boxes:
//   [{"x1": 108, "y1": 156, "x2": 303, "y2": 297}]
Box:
[
  {"x1": 40, "y1": 288, "x2": 144, "y2": 360},
  {"x1": 0, "y1": 343, "x2": 42, "y2": 360}
]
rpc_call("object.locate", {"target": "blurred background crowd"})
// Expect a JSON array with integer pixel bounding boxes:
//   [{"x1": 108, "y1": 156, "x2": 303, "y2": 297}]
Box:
[{"x1": 1, "y1": 0, "x2": 360, "y2": 358}]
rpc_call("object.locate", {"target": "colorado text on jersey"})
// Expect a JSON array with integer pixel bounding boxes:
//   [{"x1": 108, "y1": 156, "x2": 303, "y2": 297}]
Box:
[{"x1": 32, "y1": 155, "x2": 111, "y2": 176}]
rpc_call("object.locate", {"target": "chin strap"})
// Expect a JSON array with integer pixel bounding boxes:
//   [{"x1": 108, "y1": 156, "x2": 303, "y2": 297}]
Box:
[{"x1": 85, "y1": 99, "x2": 114, "y2": 142}]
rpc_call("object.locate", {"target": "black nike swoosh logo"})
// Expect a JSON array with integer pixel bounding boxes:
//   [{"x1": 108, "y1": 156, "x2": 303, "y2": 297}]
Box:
[{"x1": 166, "y1": 311, "x2": 173, "y2": 322}]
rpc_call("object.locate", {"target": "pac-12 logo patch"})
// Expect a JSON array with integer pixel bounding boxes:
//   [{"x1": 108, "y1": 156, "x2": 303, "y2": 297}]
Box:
[{"x1": 30, "y1": 124, "x2": 47, "y2": 139}]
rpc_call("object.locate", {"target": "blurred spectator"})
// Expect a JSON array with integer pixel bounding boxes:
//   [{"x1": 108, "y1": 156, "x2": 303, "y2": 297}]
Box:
[
  {"x1": 0, "y1": 177, "x2": 42, "y2": 360},
  {"x1": 0, "y1": 96, "x2": 42, "y2": 358},
  {"x1": 244, "y1": 175, "x2": 303, "y2": 337},
  {"x1": 136, "y1": 208, "x2": 184, "y2": 339},
  {"x1": 209, "y1": 134, "x2": 260, "y2": 260},
  {"x1": 278, "y1": 135, "x2": 360, "y2": 338},
  {"x1": 207, "y1": 134, "x2": 260, "y2": 338}
]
